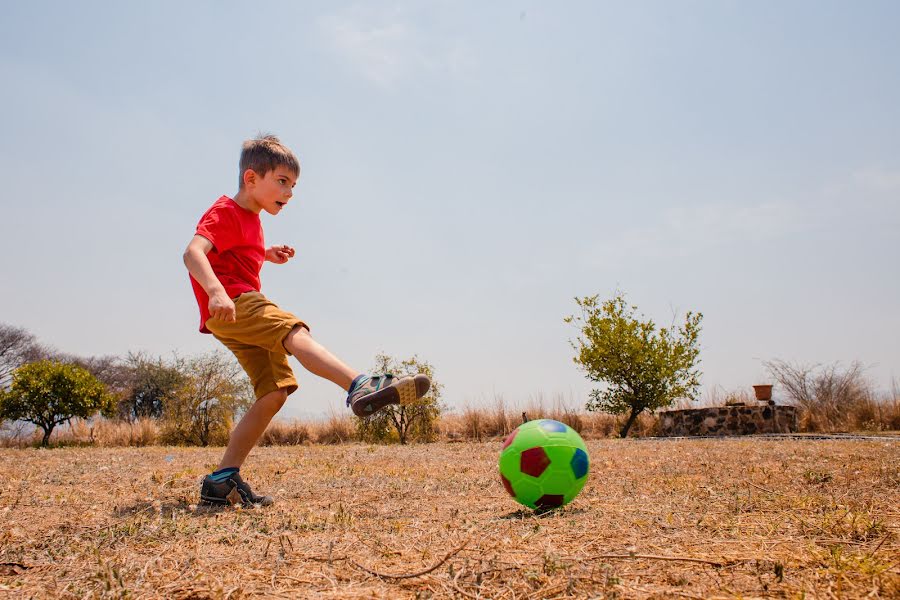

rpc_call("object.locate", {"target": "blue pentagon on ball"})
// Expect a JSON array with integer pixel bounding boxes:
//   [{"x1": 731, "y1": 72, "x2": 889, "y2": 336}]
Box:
[
  {"x1": 498, "y1": 419, "x2": 590, "y2": 510},
  {"x1": 570, "y1": 448, "x2": 589, "y2": 479},
  {"x1": 539, "y1": 420, "x2": 568, "y2": 433}
]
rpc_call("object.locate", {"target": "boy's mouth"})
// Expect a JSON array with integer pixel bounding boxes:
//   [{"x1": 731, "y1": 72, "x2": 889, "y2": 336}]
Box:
[{"x1": 276, "y1": 201, "x2": 286, "y2": 208}]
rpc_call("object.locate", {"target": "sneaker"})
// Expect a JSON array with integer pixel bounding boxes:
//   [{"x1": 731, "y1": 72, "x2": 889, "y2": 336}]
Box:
[
  {"x1": 199, "y1": 472, "x2": 274, "y2": 507},
  {"x1": 347, "y1": 373, "x2": 431, "y2": 417}
]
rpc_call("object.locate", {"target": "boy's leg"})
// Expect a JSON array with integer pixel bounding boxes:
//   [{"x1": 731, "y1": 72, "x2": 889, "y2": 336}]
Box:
[
  {"x1": 283, "y1": 325, "x2": 430, "y2": 417},
  {"x1": 283, "y1": 326, "x2": 359, "y2": 390},
  {"x1": 217, "y1": 389, "x2": 288, "y2": 470},
  {"x1": 199, "y1": 388, "x2": 286, "y2": 507}
]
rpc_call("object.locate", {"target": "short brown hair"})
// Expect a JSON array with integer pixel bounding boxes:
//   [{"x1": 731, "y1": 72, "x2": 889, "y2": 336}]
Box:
[{"x1": 238, "y1": 134, "x2": 300, "y2": 189}]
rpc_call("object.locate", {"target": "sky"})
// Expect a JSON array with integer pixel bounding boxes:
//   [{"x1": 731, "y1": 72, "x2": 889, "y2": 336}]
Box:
[{"x1": 1, "y1": 1, "x2": 898, "y2": 419}]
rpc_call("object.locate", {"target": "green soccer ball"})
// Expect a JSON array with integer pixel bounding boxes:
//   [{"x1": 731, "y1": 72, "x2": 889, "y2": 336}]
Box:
[{"x1": 498, "y1": 419, "x2": 590, "y2": 510}]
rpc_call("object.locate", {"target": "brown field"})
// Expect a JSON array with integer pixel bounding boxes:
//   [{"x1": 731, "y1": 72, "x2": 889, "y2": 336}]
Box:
[{"x1": 1, "y1": 439, "x2": 898, "y2": 599}]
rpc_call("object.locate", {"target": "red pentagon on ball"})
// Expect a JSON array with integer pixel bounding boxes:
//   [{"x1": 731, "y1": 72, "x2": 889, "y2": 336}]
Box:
[
  {"x1": 534, "y1": 494, "x2": 565, "y2": 510},
  {"x1": 502, "y1": 428, "x2": 518, "y2": 450},
  {"x1": 520, "y1": 447, "x2": 550, "y2": 478},
  {"x1": 500, "y1": 474, "x2": 515, "y2": 497}
]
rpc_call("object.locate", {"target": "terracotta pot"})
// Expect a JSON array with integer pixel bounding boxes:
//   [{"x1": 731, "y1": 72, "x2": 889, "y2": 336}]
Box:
[{"x1": 753, "y1": 384, "x2": 773, "y2": 401}]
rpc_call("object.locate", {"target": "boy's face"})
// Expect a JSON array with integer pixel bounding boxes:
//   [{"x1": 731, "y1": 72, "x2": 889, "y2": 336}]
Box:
[{"x1": 245, "y1": 166, "x2": 298, "y2": 215}]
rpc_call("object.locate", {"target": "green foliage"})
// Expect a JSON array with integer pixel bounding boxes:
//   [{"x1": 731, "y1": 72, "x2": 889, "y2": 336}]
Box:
[
  {"x1": 120, "y1": 353, "x2": 187, "y2": 420},
  {"x1": 0, "y1": 360, "x2": 114, "y2": 446},
  {"x1": 565, "y1": 292, "x2": 702, "y2": 437},
  {"x1": 356, "y1": 354, "x2": 442, "y2": 444},
  {"x1": 160, "y1": 352, "x2": 253, "y2": 446}
]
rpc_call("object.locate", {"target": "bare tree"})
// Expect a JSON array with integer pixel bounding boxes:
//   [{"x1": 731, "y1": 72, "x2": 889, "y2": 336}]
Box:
[
  {"x1": 764, "y1": 359, "x2": 869, "y2": 431},
  {"x1": 0, "y1": 323, "x2": 45, "y2": 387}
]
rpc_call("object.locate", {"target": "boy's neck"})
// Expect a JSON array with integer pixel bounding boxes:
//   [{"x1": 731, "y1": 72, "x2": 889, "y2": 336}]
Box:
[{"x1": 232, "y1": 190, "x2": 261, "y2": 214}]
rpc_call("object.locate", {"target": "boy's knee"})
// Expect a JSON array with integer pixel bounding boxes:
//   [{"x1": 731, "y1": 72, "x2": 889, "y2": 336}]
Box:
[
  {"x1": 283, "y1": 323, "x2": 312, "y2": 352},
  {"x1": 259, "y1": 389, "x2": 288, "y2": 412}
]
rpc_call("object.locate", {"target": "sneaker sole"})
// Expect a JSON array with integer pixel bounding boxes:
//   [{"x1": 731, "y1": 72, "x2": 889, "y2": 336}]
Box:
[
  {"x1": 199, "y1": 494, "x2": 229, "y2": 506},
  {"x1": 353, "y1": 374, "x2": 431, "y2": 416},
  {"x1": 199, "y1": 494, "x2": 273, "y2": 507}
]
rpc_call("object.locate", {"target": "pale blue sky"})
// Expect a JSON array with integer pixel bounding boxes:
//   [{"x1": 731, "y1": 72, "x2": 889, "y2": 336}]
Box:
[{"x1": 1, "y1": 1, "x2": 898, "y2": 419}]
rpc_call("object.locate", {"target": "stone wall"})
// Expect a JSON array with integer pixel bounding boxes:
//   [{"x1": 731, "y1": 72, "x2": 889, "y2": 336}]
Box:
[{"x1": 657, "y1": 405, "x2": 798, "y2": 437}]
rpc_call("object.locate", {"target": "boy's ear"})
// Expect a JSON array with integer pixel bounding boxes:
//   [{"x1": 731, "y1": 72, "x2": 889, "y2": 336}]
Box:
[{"x1": 242, "y1": 168, "x2": 257, "y2": 187}]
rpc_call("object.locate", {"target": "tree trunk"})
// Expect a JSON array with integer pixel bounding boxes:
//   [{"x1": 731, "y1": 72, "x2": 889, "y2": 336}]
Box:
[
  {"x1": 619, "y1": 406, "x2": 641, "y2": 438},
  {"x1": 41, "y1": 425, "x2": 53, "y2": 447},
  {"x1": 399, "y1": 411, "x2": 408, "y2": 445}
]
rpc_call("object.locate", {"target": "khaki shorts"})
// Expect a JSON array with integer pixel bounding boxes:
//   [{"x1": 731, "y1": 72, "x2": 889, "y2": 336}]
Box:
[{"x1": 205, "y1": 292, "x2": 308, "y2": 399}]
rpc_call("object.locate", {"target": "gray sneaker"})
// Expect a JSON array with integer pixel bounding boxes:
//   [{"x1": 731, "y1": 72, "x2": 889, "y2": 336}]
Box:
[
  {"x1": 346, "y1": 373, "x2": 431, "y2": 417},
  {"x1": 199, "y1": 472, "x2": 273, "y2": 507}
]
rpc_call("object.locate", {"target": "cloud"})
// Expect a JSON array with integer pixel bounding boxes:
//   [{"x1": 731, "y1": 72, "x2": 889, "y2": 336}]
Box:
[
  {"x1": 590, "y1": 200, "x2": 804, "y2": 266},
  {"x1": 317, "y1": 5, "x2": 472, "y2": 87},
  {"x1": 592, "y1": 162, "x2": 900, "y2": 269},
  {"x1": 852, "y1": 165, "x2": 900, "y2": 193}
]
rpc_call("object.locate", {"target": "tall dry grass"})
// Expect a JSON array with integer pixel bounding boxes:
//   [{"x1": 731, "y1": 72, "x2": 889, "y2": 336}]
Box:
[
  {"x1": 2, "y1": 383, "x2": 898, "y2": 448},
  {"x1": 259, "y1": 419, "x2": 312, "y2": 446},
  {"x1": 0, "y1": 418, "x2": 160, "y2": 448},
  {"x1": 437, "y1": 393, "x2": 658, "y2": 440},
  {"x1": 312, "y1": 410, "x2": 357, "y2": 445}
]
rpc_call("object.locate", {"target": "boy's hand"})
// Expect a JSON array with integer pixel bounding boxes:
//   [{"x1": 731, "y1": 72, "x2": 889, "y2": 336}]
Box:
[
  {"x1": 208, "y1": 291, "x2": 236, "y2": 322},
  {"x1": 266, "y1": 244, "x2": 295, "y2": 264}
]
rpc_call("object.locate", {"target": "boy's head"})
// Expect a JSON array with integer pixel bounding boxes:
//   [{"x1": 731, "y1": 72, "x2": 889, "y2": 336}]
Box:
[{"x1": 238, "y1": 134, "x2": 300, "y2": 190}]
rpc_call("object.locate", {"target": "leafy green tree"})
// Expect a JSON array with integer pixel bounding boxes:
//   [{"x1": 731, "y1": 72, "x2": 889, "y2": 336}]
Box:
[
  {"x1": 0, "y1": 360, "x2": 115, "y2": 446},
  {"x1": 566, "y1": 293, "x2": 703, "y2": 438},
  {"x1": 119, "y1": 353, "x2": 187, "y2": 420},
  {"x1": 356, "y1": 354, "x2": 442, "y2": 444},
  {"x1": 160, "y1": 351, "x2": 253, "y2": 446}
]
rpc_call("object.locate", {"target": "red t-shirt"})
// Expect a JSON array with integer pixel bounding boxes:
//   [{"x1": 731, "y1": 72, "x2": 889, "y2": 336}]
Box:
[{"x1": 190, "y1": 196, "x2": 265, "y2": 333}]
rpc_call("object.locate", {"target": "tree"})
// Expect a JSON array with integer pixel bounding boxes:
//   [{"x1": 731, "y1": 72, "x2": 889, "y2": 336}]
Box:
[
  {"x1": 356, "y1": 354, "x2": 443, "y2": 444},
  {"x1": 0, "y1": 360, "x2": 115, "y2": 446},
  {"x1": 60, "y1": 353, "x2": 131, "y2": 415},
  {"x1": 124, "y1": 354, "x2": 187, "y2": 420},
  {"x1": 63, "y1": 352, "x2": 189, "y2": 420},
  {"x1": 0, "y1": 323, "x2": 45, "y2": 388},
  {"x1": 566, "y1": 293, "x2": 703, "y2": 438},
  {"x1": 160, "y1": 351, "x2": 253, "y2": 446},
  {"x1": 764, "y1": 359, "x2": 869, "y2": 431}
]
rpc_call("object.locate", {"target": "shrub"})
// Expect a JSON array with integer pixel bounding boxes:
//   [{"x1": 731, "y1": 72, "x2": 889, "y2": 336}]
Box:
[
  {"x1": 356, "y1": 354, "x2": 442, "y2": 444},
  {"x1": 160, "y1": 352, "x2": 253, "y2": 446}
]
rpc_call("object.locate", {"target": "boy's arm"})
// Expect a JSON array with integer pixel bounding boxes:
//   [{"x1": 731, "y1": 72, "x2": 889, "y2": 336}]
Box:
[{"x1": 183, "y1": 235, "x2": 236, "y2": 322}]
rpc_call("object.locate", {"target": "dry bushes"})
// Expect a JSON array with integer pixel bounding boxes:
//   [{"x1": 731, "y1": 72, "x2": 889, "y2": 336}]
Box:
[
  {"x1": 259, "y1": 419, "x2": 312, "y2": 446},
  {"x1": 0, "y1": 418, "x2": 160, "y2": 448},
  {"x1": 766, "y1": 361, "x2": 900, "y2": 432},
  {"x1": 2, "y1": 381, "x2": 898, "y2": 449},
  {"x1": 313, "y1": 411, "x2": 357, "y2": 444}
]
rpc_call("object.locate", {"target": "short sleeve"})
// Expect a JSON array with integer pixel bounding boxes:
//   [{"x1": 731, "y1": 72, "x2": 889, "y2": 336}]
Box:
[{"x1": 196, "y1": 202, "x2": 238, "y2": 253}]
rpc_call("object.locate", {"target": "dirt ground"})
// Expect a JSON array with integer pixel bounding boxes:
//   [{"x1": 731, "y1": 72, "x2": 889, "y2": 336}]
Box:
[{"x1": 1, "y1": 439, "x2": 898, "y2": 599}]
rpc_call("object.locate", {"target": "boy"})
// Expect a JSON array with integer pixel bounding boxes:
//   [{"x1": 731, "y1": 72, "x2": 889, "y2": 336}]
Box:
[{"x1": 183, "y1": 134, "x2": 430, "y2": 507}]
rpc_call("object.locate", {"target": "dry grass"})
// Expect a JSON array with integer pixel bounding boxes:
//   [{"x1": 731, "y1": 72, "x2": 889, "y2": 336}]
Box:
[
  {"x1": 1, "y1": 439, "x2": 897, "y2": 598},
  {"x1": 0, "y1": 418, "x2": 161, "y2": 448}
]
